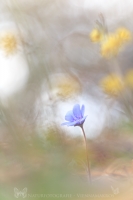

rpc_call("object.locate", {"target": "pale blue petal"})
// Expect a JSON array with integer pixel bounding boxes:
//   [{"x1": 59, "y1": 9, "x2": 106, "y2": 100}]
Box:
[
  {"x1": 81, "y1": 105, "x2": 85, "y2": 117},
  {"x1": 65, "y1": 111, "x2": 74, "y2": 122},
  {"x1": 61, "y1": 121, "x2": 76, "y2": 126},
  {"x1": 74, "y1": 116, "x2": 87, "y2": 126},
  {"x1": 67, "y1": 121, "x2": 77, "y2": 126},
  {"x1": 80, "y1": 115, "x2": 87, "y2": 124},
  {"x1": 73, "y1": 104, "x2": 81, "y2": 118}
]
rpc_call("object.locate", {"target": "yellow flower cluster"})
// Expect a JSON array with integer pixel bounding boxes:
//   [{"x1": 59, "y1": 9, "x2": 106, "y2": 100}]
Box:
[
  {"x1": 101, "y1": 74, "x2": 124, "y2": 97},
  {"x1": 101, "y1": 70, "x2": 133, "y2": 97},
  {"x1": 90, "y1": 28, "x2": 104, "y2": 42},
  {"x1": 101, "y1": 34, "x2": 121, "y2": 58},
  {"x1": 0, "y1": 32, "x2": 18, "y2": 55},
  {"x1": 117, "y1": 28, "x2": 131, "y2": 42},
  {"x1": 90, "y1": 27, "x2": 131, "y2": 58},
  {"x1": 101, "y1": 28, "x2": 131, "y2": 58}
]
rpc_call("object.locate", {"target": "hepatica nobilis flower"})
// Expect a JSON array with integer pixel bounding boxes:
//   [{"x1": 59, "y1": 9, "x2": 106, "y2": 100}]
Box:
[
  {"x1": 61, "y1": 104, "x2": 87, "y2": 127},
  {"x1": 61, "y1": 104, "x2": 91, "y2": 182}
]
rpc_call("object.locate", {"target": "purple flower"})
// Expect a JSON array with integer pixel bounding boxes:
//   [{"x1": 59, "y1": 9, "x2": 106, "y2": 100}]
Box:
[{"x1": 61, "y1": 104, "x2": 87, "y2": 127}]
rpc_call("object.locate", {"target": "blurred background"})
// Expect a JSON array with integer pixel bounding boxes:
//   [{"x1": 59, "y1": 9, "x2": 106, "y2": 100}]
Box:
[{"x1": 0, "y1": 0, "x2": 133, "y2": 199}]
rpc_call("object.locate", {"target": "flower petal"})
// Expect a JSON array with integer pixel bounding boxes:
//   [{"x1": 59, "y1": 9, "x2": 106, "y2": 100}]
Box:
[
  {"x1": 74, "y1": 116, "x2": 87, "y2": 126},
  {"x1": 61, "y1": 121, "x2": 77, "y2": 126},
  {"x1": 67, "y1": 121, "x2": 77, "y2": 126},
  {"x1": 81, "y1": 105, "x2": 85, "y2": 117},
  {"x1": 73, "y1": 104, "x2": 81, "y2": 118},
  {"x1": 65, "y1": 111, "x2": 74, "y2": 122},
  {"x1": 80, "y1": 115, "x2": 87, "y2": 124}
]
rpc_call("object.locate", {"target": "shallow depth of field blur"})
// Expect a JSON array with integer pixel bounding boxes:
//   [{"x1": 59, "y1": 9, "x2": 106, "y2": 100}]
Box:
[{"x1": 1, "y1": 0, "x2": 133, "y2": 200}]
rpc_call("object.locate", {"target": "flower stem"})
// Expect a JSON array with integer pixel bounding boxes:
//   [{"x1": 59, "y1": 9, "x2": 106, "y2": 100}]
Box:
[{"x1": 80, "y1": 125, "x2": 91, "y2": 183}]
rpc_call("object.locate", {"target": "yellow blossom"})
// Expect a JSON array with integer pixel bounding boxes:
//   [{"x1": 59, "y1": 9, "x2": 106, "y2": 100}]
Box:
[
  {"x1": 125, "y1": 69, "x2": 133, "y2": 88},
  {"x1": 101, "y1": 34, "x2": 122, "y2": 58},
  {"x1": 116, "y1": 28, "x2": 131, "y2": 43},
  {"x1": 0, "y1": 32, "x2": 18, "y2": 55},
  {"x1": 101, "y1": 74, "x2": 124, "y2": 97},
  {"x1": 90, "y1": 28, "x2": 104, "y2": 42}
]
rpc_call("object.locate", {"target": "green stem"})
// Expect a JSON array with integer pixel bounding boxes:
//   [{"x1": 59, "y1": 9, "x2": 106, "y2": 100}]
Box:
[{"x1": 80, "y1": 125, "x2": 91, "y2": 183}]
